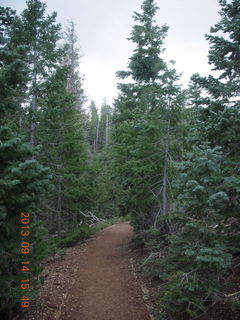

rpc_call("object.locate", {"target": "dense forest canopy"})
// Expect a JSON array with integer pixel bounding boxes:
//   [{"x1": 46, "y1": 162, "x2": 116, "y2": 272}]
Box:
[{"x1": 0, "y1": 0, "x2": 239, "y2": 319}]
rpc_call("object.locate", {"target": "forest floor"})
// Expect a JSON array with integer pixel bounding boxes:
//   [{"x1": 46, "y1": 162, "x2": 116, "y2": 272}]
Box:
[{"x1": 23, "y1": 221, "x2": 157, "y2": 320}]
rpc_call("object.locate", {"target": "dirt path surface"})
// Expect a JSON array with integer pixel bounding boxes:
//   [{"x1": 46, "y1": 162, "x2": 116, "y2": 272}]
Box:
[{"x1": 26, "y1": 222, "x2": 151, "y2": 320}]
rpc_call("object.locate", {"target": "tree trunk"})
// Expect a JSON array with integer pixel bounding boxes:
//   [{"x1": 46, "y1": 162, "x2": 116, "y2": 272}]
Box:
[
  {"x1": 161, "y1": 97, "x2": 171, "y2": 216},
  {"x1": 162, "y1": 140, "x2": 169, "y2": 215},
  {"x1": 30, "y1": 93, "x2": 36, "y2": 147},
  {"x1": 57, "y1": 176, "x2": 62, "y2": 233},
  {"x1": 106, "y1": 113, "x2": 109, "y2": 145},
  {"x1": 30, "y1": 50, "x2": 37, "y2": 148},
  {"x1": 95, "y1": 116, "x2": 99, "y2": 151}
]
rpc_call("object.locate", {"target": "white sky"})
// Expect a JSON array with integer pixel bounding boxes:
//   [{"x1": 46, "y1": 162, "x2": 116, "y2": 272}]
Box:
[{"x1": 3, "y1": 0, "x2": 220, "y2": 107}]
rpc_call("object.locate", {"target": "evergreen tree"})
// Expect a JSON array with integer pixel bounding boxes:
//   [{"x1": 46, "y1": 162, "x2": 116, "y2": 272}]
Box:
[
  {"x1": 112, "y1": 0, "x2": 185, "y2": 231},
  {"x1": 64, "y1": 20, "x2": 86, "y2": 111},
  {"x1": 6, "y1": 1, "x2": 92, "y2": 234},
  {"x1": 9, "y1": 0, "x2": 62, "y2": 146},
  {"x1": 156, "y1": 1, "x2": 240, "y2": 317},
  {"x1": 87, "y1": 101, "x2": 99, "y2": 152},
  {"x1": 0, "y1": 7, "x2": 51, "y2": 318},
  {"x1": 190, "y1": 0, "x2": 240, "y2": 246},
  {"x1": 158, "y1": 145, "x2": 233, "y2": 318},
  {"x1": 191, "y1": 0, "x2": 240, "y2": 159},
  {"x1": 38, "y1": 66, "x2": 91, "y2": 232},
  {"x1": 98, "y1": 99, "x2": 112, "y2": 150}
]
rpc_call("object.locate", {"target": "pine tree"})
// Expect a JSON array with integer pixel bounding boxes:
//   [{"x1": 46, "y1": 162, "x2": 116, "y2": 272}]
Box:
[
  {"x1": 157, "y1": 1, "x2": 240, "y2": 317},
  {"x1": 64, "y1": 20, "x2": 86, "y2": 111},
  {"x1": 158, "y1": 146, "x2": 233, "y2": 317},
  {"x1": 0, "y1": 7, "x2": 51, "y2": 318},
  {"x1": 112, "y1": 0, "x2": 185, "y2": 231},
  {"x1": 191, "y1": 0, "x2": 240, "y2": 159},
  {"x1": 98, "y1": 99, "x2": 112, "y2": 150},
  {"x1": 191, "y1": 0, "x2": 240, "y2": 246},
  {"x1": 38, "y1": 66, "x2": 91, "y2": 232},
  {"x1": 87, "y1": 101, "x2": 99, "y2": 152},
  {"x1": 9, "y1": 0, "x2": 62, "y2": 147}
]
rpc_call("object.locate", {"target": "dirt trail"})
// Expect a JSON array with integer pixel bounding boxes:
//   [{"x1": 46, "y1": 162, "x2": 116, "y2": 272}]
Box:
[{"x1": 27, "y1": 222, "x2": 151, "y2": 320}]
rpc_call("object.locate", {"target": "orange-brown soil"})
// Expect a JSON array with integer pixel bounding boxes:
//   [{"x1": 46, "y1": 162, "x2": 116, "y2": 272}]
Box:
[{"x1": 25, "y1": 222, "x2": 152, "y2": 320}]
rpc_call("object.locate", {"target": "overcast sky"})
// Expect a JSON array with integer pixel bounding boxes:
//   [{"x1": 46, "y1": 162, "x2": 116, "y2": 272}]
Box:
[{"x1": 3, "y1": 0, "x2": 220, "y2": 107}]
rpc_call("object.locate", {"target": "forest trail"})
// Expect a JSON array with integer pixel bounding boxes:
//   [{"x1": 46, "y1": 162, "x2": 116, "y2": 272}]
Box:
[{"x1": 26, "y1": 222, "x2": 151, "y2": 320}]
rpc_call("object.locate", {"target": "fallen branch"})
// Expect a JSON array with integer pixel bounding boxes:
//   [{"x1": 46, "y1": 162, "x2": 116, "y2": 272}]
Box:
[{"x1": 80, "y1": 211, "x2": 106, "y2": 226}]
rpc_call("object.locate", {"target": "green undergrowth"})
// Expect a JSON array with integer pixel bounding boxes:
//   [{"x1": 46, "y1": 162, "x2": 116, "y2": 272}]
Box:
[
  {"x1": 47, "y1": 224, "x2": 92, "y2": 256},
  {"x1": 47, "y1": 215, "x2": 132, "y2": 257}
]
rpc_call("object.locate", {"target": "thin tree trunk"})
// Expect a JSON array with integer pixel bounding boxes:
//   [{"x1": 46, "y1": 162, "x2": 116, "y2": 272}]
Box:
[
  {"x1": 153, "y1": 99, "x2": 172, "y2": 228},
  {"x1": 30, "y1": 50, "x2": 37, "y2": 147},
  {"x1": 162, "y1": 140, "x2": 169, "y2": 215},
  {"x1": 95, "y1": 116, "x2": 99, "y2": 151},
  {"x1": 57, "y1": 176, "x2": 62, "y2": 233},
  {"x1": 162, "y1": 97, "x2": 171, "y2": 216},
  {"x1": 30, "y1": 94, "x2": 36, "y2": 147},
  {"x1": 106, "y1": 113, "x2": 109, "y2": 145}
]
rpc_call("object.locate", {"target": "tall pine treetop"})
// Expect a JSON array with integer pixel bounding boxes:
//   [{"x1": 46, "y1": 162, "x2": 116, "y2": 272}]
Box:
[
  {"x1": 12, "y1": 0, "x2": 62, "y2": 74},
  {"x1": 206, "y1": 0, "x2": 240, "y2": 81},
  {"x1": 117, "y1": 0, "x2": 168, "y2": 83}
]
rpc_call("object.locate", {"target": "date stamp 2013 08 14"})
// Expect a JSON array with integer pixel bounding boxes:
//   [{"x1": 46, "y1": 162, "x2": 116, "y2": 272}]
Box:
[{"x1": 20, "y1": 212, "x2": 31, "y2": 308}]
